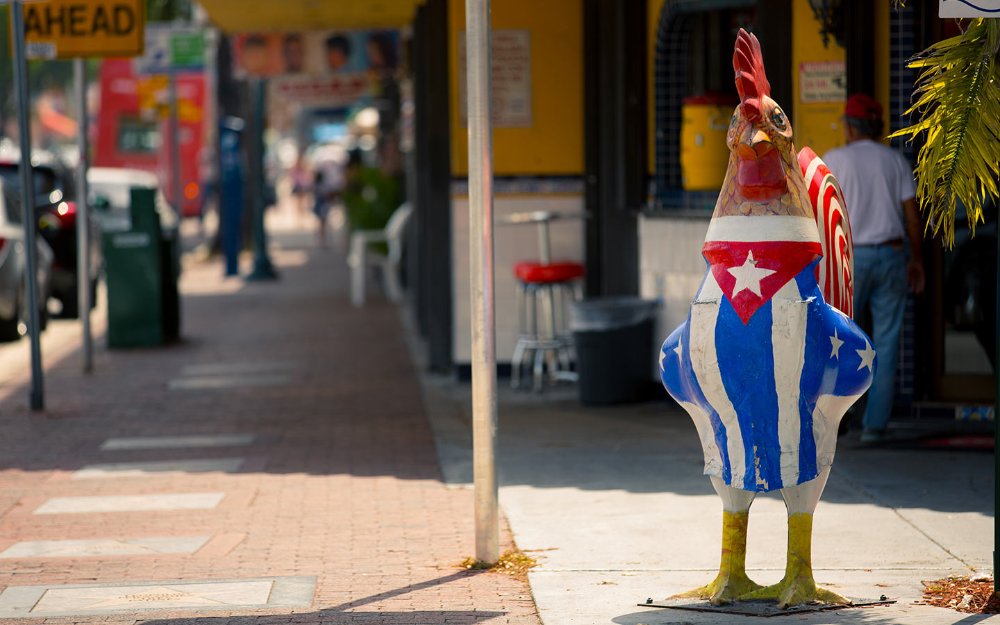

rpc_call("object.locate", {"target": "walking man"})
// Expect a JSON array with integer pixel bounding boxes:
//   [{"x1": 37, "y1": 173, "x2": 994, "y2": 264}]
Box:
[{"x1": 824, "y1": 93, "x2": 925, "y2": 443}]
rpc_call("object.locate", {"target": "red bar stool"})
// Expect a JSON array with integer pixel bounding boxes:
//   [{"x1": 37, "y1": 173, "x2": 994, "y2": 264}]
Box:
[{"x1": 511, "y1": 260, "x2": 584, "y2": 391}]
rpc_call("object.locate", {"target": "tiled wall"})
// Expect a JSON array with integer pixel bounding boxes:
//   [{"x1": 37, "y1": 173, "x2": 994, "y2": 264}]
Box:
[{"x1": 638, "y1": 214, "x2": 710, "y2": 346}]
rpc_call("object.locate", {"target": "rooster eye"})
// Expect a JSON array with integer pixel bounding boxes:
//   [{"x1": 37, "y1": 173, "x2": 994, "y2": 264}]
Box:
[{"x1": 771, "y1": 108, "x2": 788, "y2": 131}]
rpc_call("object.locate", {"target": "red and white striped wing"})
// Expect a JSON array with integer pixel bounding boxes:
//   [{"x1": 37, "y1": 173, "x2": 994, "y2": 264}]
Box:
[{"x1": 798, "y1": 147, "x2": 854, "y2": 319}]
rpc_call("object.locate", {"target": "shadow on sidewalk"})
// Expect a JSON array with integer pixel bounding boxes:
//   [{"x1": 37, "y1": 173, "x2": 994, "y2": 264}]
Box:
[
  {"x1": 612, "y1": 605, "x2": 997, "y2": 624},
  {"x1": 132, "y1": 572, "x2": 508, "y2": 624},
  {"x1": 0, "y1": 228, "x2": 993, "y2": 520}
]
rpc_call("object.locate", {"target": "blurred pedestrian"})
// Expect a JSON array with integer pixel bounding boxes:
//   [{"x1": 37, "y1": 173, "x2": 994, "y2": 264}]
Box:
[
  {"x1": 823, "y1": 93, "x2": 925, "y2": 444},
  {"x1": 289, "y1": 153, "x2": 312, "y2": 224},
  {"x1": 312, "y1": 151, "x2": 346, "y2": 248}
]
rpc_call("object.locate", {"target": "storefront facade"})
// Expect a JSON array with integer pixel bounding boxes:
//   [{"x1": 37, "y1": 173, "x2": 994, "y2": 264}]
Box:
[{"x1": 390, "y1": 0, "x2": 996, "y2": 417}]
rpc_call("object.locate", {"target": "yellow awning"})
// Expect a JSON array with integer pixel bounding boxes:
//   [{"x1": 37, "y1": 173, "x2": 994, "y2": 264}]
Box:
[{"x1": 198, "y1": 0, "x2": 424, "y2": 32}]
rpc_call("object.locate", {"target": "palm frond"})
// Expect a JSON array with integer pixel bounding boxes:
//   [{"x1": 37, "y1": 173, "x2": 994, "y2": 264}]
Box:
[{"x1": 890, "y1": 19, "x2": 1000, "y2": 247}]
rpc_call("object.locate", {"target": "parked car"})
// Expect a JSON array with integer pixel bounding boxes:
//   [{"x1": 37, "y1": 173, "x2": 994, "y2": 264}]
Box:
[
  {"x1": 87, "y1": 167, "x2": 179, "y2": 234},
  {"x1": 0, "y1": 149, "x2": 102, "y2": 318},
  {"x1": 0, "y1": 180, "x2": 54, "y2": 341}
]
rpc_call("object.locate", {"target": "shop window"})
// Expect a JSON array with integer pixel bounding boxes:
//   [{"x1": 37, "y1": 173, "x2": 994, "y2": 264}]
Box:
[{"x1": 652, "y1": 0, "x2": 755, "y2": 210}]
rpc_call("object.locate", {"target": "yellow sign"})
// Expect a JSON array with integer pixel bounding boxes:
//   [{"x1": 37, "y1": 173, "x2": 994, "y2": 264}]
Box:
[
  {"x1": 137, "y1": 75, "x2": 202, "y2": 122},
  {"x1": 137, "y1": 74, "x2": 168, "y2": 119},
  {"x1": 22, "y1": 0, "x2": 145, "y2": 59}
]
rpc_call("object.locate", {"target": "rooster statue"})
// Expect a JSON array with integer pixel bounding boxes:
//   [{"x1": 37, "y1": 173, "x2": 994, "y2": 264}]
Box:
[{"x1": 659, "y1": 29, "x2": 875, "y2": 608}]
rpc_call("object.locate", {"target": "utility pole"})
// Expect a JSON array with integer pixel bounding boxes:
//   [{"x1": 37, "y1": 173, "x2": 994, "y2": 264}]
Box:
[
  {"x1": 10, "y1": 0, "x2": 45, "y2": 410},
  {"x1": 465, "y1": 0, "x2": 498, "y2": 564}
]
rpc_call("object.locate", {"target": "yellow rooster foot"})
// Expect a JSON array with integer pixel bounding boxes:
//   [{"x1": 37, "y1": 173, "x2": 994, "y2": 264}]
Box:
[
  {"x1": 672, "y1": 572, "x2": 763, "y2": 606},
  {"x1": 739, "y1": 574, "x2": 849, "y2": 609}
]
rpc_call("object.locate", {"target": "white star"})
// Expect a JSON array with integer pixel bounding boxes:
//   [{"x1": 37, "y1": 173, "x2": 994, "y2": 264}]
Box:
[
  {"x1": 856, "y1": 340, "x2": 876, "y2": 372},
  {"x1": 830, "y1": 329, "x2": 844, "y2": 359},
  {"x1": 727, "y1": 251, "x2": 776, "y2": 297},
  {"x1": 661, "y1": 337, "x2": 683, "y2": 371}
]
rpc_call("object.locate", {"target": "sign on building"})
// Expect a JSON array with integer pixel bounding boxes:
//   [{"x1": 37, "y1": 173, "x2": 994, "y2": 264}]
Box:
[
  {"x1": 939, "y1": 0, "x2": 1000, "y2": 18},
  {"x1": 799, "y1": 61, "x2": 846, "y2": 104},
  {"x1": 459, "y1": 30, "x2": 533, "y2": 128},
  {"x1": 22, "y1": 0, "x2": 144, "y2": 60}
]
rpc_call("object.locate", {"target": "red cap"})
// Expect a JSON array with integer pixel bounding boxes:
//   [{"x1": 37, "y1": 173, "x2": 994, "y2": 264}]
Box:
[{"x1": 844, "y1": 93, "x2": 883, "y2": 121}]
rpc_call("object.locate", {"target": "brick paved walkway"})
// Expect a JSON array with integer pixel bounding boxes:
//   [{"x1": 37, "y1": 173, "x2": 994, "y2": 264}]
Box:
[{"x1": 0, "y1": 221, "x2": 540, "y2": 625}]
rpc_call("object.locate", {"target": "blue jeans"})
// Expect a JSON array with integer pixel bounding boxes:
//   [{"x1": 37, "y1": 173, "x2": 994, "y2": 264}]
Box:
[{"x1": 852, "y1": 245, "x2": 908, "y2": 432}]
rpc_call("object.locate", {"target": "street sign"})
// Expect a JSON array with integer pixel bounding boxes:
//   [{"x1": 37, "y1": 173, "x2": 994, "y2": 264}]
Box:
[
  {"x1": 170, "y1": 30, "x2": 204, "y2": 70},
  {"x1": 22, "y1": 0, "x2": 144, "y2": 60},
  {"x1": 137, "y1": 74, "x2": 169, "y2": 118},
  {"x1": 134, "y1": 26, "x2": 171, "y2": 74},
  {"x1": 135, "y1": 25, "x2": 205, "y2": 74},
  {"x1": 939, "y1": 0, "x2": 1000, "y2": 18}
]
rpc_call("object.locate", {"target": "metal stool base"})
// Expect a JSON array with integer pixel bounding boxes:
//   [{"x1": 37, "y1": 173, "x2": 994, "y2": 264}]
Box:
[{"x1": 511, "y1": 280, "x2": 579, "y2": 392}]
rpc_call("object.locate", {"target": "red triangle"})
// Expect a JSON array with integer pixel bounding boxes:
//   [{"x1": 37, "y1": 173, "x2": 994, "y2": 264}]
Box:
[{"x1": 702, "y1": 241, "x2": 822, "y2": 324}]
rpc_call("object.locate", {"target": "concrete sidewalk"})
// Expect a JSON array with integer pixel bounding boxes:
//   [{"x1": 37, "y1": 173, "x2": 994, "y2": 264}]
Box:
[
  {"x1": 421, "y1": 374, "x2": 997, "y2": 624},
  {"x1": 0, "y1": 209, "x2": 994, "y2": 625},
  {"x1": 0, "y1": 218, "x2": 539, "y2": 624}
]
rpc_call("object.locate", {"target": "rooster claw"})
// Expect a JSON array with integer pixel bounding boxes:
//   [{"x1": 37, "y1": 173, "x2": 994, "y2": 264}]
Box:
[
  {"x1": 739, "y1": 575, "x2": 849, "y2": 609},
  {"x1": 672, "y1": 572, "x2": 763, "y2": 606}
]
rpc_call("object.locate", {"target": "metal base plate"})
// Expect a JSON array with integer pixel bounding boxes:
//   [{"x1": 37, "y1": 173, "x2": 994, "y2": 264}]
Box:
[{"x1": 638, "y1": 597, "x2": 895, "y2": 618}]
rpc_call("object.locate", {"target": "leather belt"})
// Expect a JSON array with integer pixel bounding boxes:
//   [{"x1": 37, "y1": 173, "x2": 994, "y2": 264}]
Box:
[{"x1": 857, "y1": 238, "x2": 903, "y2": 248}]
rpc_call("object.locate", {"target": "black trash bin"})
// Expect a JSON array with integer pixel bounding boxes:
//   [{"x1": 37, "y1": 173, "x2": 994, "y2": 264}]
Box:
[{"x1": 570, "y1": 297, "x2": 660, "y2": 405}]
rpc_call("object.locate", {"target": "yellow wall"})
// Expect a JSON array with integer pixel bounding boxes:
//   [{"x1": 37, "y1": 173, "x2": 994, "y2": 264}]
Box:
[
  {"x1": 449, "y1": 0, "x2": 583, "y2": 176},
  {"x1": 791, "y1": 0, "x2": 846, "y2": 158},
  {"x1": 648, "y1": 0, "x2": 665, "y2": 176}
]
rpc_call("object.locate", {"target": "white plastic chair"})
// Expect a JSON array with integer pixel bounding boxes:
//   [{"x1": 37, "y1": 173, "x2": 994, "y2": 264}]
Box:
[{"x1": 348, "y1": 203, "x2": 412, "y2": 307}]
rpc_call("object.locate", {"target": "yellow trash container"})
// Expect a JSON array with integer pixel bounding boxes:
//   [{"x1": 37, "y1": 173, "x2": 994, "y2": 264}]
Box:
[{"x1": 680, "y1": 94, "x2": 736, "y2": 191}]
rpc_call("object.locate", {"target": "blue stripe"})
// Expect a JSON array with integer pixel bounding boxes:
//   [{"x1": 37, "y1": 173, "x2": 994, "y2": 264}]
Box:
[
  {"x1": 793, "y1": 262, "x2": 820, "y2": 302},
  {"x1": 830, "y1": 314, "x2": 876, "y2": 397},
  {"x1": 716, "y1": 297, "x2": 782, "y2": 491},
  {"x1": 796, "y1": 271, "x2": 825, "y2": 483}
]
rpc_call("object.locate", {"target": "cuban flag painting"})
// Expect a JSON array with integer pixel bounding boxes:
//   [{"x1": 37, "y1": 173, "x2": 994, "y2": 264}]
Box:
[{"x1": 659, "y1": 213, "x2": 875, "y2": 493}]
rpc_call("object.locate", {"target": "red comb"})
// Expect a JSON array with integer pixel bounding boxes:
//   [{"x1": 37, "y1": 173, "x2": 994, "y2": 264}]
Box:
[{"x1": 733, "y1": 28, "x2": 770, "y2": 124}]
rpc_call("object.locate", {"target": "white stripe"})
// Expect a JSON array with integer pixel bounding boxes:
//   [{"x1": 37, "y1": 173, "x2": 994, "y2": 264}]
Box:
[
  {"x1": 771, "y1": 280, "x2": 808, "y2": 489},
  {"x1": 813, "y1": 392, "x2": 863, "y2": 469},
  {"x1": 705, "y1": 216, "x2": 820, "y2": 243},
  {"x1": 803, "y1": 156, "x2": 823, "y2": 189},
  {"x1": 696, "y1": 269, "x2": 723, "y2": 301},
  {"x1": 689, "y1": 272, "x2": 747, "y2": 488},
  {"x1": 679, "y1": 401, "x2": 724, "y2": 479}
]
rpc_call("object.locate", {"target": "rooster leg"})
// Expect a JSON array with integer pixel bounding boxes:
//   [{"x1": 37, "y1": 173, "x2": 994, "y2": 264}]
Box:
[
  {"x1": 739, "y1": 468, "x2": 849, "y2": 608},
  {"x1": 673, "y1": 476, "x2": 761, "y2": 605}
]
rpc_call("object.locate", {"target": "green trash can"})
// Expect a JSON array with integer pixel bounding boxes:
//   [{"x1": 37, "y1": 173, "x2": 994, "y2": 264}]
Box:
[{"x1": 103, "y1": 187, "x2": 180, "y2": 348}]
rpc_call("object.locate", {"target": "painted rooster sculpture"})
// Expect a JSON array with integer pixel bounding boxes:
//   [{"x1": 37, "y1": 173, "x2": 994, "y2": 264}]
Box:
[{"x1": 659, "y1": 29, "x2": 875, "y2": 608}]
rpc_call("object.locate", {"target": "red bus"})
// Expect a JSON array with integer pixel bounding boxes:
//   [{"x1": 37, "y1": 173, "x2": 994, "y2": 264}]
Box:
[{"x1": 93, "y1": 58, "x2": 207, "y2": 218}]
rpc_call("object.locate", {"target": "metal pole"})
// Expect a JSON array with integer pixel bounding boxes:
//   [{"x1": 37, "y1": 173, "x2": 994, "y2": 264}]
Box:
[
  {"x1": 465, "y1": 0, "x2": 498, "y2": 564},
  {"x1": 994, "y1": 225, "x2": 999, "y2": 593},
  {"x1": 74, "y1": 58, "x2": 93, "y2": 373},
  {"x1": 11, "y1": 0, "x2": 44, "y2": 410},
  {"x1": 247, "y1": 77, "x2": 276, "y2": 280},
  {"x1": 169, "y1": 68, "x2": 183, "y2": 224}
]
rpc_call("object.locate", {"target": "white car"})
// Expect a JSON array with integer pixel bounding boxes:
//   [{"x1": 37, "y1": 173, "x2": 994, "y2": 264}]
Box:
[{"x1": 87, "y1": 167, "x2": 178, "y2": 234}]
